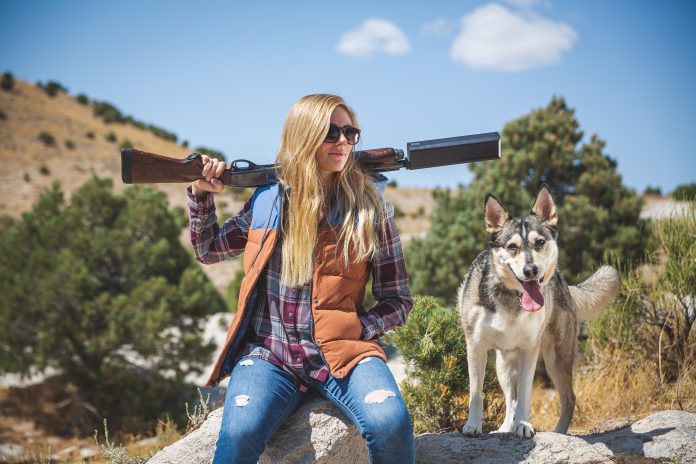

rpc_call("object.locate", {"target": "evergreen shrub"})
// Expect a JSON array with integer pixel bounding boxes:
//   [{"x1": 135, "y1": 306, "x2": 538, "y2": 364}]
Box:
[
  {"x1": 38, "y1": 131, "x2": 56, "y2": 146},
  {"x1": 93, "y1": 100, "x2": 125, "y2": 123},
  {"x1": 1, "y1": 72, "x2": 14, "y2": 91},
  {"x1": 148, "y1": 124, "x2": 177, "y2": 143},
  {"x1": 386, "y1": 295, "x2": 493, "y2": 433},
  {"x1": 38, "y1": 80, "x2": 68, "y2": 97}
]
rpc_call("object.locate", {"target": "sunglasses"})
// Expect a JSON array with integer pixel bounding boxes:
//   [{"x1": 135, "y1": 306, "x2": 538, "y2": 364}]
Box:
[{"x1": 325, "y1": 123, "x2": 361, "y2": 145}]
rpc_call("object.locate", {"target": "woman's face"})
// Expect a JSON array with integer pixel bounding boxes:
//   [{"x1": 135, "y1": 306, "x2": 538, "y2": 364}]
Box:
[{"x1": 315, "y1": 107, "x2": 353, "y2": 177}]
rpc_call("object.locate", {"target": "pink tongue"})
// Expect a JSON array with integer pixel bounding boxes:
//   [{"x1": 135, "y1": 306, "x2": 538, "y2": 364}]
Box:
[{"x1": 521, "y1": 280, "x2": 544, "y2": 312}]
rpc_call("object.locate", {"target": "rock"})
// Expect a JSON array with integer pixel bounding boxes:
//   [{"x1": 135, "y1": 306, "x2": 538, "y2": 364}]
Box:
[
  {"x1": 148, "y1": 405, "x2": 696, "y2": 464},
  {"x1": 416, "y1": 410, "x2": 696, "y2": 464},
  {"x1": 0, "y1": 444, "x2": 24, "y2": 460},
  {"x1": 148, "y1": 392, "x2": 368, "y2": 464}
]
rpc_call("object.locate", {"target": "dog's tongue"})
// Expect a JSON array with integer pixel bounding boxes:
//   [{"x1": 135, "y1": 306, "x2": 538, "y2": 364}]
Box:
[{"x1": 521, "y1": 280, "x2": 544, "y2": 312}]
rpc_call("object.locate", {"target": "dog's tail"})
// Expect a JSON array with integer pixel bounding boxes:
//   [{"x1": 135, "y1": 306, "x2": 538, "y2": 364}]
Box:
[{"x1": 569, "y1": 265, "x2": 621, "y2": 321}]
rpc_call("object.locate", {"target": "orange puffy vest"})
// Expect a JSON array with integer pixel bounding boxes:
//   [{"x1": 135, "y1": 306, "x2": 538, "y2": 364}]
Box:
[{"x1": 205, "y1": 184, "x2": 385, "y2": 387}]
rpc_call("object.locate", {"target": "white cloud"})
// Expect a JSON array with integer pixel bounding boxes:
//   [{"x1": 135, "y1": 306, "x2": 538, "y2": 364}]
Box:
[
  {"x1": 336, "y1": 18, "x2": 410, "y2": 58},
  {"x1": 422, "y1": 18, "x2": 455, "y2": 36},
  {"x1": 450, "y1": 3, "x2": 577, "y2": 72}
]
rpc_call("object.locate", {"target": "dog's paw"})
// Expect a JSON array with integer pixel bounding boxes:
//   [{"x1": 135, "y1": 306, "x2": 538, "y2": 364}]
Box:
[
  {"x1": 461, "y1": 421, "x2": 482, "y2": 436},
  {"x1": 513, "y1": 420, "x2": 535, "y2": 438}
]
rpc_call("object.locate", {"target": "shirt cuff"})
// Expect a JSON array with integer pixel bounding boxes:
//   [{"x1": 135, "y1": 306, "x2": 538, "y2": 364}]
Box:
[
  {"x1": 358, "y1": 312, "x2": 382, "y2": 340},
  {"x1": 187, "y1": 185, "x2": 214, "y2": 211}
]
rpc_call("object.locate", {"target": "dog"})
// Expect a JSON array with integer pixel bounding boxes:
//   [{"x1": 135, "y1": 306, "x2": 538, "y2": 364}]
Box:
[{"x1": 457, "y1": 185, "x2": 620, "y2": 438}]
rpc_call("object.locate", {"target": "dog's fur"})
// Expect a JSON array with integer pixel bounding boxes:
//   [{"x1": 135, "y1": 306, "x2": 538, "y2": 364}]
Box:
[{"x1": 457, "y1": 185, "x2": 620, "y2": 438}]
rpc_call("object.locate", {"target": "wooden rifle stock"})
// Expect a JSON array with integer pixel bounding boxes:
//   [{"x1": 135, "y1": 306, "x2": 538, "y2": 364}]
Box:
[
  {"x1": 121, "y1": 131, "x2": 500, "y2": 187},
  {"x1": 121, "y1": 147, "x2": 406, "y2": 187}
]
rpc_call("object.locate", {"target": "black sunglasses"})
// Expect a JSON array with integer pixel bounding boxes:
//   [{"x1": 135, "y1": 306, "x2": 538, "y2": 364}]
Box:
[{"x1": 325, "y1": 123, "x2": 361, "y2": 145}]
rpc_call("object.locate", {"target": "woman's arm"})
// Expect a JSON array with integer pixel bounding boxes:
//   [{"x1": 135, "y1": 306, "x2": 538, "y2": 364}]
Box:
[
  {"x1": 187, "y1": 185, "x2": 252, "y2": 264},
  {"x1": 358, "y1": 204, "x2": 413, "y2": 339}
]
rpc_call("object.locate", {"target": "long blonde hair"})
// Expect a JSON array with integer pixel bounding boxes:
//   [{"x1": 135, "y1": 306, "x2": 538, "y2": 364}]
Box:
[{"x1": 275, "y1": 94, "x2": 386, "y2": 287}]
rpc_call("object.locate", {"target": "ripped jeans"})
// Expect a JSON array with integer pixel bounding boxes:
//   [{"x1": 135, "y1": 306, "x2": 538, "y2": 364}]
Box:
[{"x1": 212, "y1": 356, "x2": 415, "y2": 464}]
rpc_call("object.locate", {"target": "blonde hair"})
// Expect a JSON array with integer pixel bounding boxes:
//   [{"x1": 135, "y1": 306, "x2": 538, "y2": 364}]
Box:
[{"x1": 275, "y1": 94, "x2": 386, "y2": 287}]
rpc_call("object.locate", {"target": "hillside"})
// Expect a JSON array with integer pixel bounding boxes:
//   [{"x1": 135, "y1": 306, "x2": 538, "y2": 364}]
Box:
[{"x1": 0, "y1": 76, "x2": 433, "y2": 293}]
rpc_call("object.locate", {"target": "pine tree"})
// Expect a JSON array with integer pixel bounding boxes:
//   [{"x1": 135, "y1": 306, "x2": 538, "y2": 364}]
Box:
[
  {"x1": 407, "y1": 97, "x2": 645, "y2": 302},
  {"x1": 0, "y1": 176, "x2": 226, "y2": 432}
]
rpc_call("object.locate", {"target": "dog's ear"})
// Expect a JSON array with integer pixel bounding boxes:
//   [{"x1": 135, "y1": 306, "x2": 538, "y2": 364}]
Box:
[
  {"x1": 485, "y1": 194, "x2": 509, "y2": 234},
  {"x1": 531, "y1": 184, "x2": 557, "y2": 227}
]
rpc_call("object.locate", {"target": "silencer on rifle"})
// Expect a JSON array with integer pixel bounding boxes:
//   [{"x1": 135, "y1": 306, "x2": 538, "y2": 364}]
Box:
[{"x1": 406, "y1": 132, "x2": 500, "y2": 170}]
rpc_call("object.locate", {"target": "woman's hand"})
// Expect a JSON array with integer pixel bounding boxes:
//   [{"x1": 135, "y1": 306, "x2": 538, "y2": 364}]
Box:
[{"x1": 191, "y1": 155, "x2": 227, "y2": 197}]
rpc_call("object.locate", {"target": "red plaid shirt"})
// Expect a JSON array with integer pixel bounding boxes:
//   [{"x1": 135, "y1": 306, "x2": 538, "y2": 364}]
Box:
[{"x1": 187, "y1": 186, "x2": 412, "y2": 389}]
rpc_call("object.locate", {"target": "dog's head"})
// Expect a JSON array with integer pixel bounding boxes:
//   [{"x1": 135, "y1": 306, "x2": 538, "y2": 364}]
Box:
[{"x1": 484, "y1": 185, "x2": 559, "y2": 312}]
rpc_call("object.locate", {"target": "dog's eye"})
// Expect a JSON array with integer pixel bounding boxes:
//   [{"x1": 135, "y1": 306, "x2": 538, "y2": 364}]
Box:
[
  {"x1": 535, "y1": 239, "x2": 545, "y2": 248},
  {"x1": 507, "y1": 244, "x2": 519, "y2": 252}
]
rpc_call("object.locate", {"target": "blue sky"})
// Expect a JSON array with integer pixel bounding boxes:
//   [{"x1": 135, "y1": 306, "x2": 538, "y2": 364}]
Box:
[{"x1": 2, "y1": 0, "x2": 694, "y2": 192}]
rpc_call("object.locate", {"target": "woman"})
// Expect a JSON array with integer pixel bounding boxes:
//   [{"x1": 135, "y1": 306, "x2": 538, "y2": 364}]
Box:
[{"x1": 187, "y1": 94, "x2": 414, "y2": 463}]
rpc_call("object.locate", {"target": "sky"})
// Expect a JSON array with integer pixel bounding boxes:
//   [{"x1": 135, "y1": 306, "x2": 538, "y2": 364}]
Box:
[{"x1": 2, "y1": 0, "x2": 695, "y2": 192}]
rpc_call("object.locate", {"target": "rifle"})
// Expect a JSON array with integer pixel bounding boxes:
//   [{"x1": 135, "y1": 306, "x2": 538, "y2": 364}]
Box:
[{"x1": 120, "y1": 132, "x2": 501, "y2": 187}]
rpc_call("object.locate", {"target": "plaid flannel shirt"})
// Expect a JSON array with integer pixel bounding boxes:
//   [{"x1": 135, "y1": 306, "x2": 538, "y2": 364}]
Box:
[{"x1": 187, "y1": 186, "x2": 412, "y2": 387}]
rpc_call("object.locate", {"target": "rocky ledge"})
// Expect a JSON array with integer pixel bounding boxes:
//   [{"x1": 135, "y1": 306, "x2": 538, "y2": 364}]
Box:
[{"x1": 148, "y1": 393, "x2": 695, "y2": 464}]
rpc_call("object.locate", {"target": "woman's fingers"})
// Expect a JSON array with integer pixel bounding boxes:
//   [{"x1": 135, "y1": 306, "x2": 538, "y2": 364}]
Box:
[
  {"x1": 215, "y1": 160, "x2": 227, "y2": 177},
  {"x1": 195, "y1": 156, "x2": 225, "y2": 193}
]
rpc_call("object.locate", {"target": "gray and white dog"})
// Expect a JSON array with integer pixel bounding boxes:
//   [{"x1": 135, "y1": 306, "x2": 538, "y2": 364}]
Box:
[{"x1": 457, "y1": 185, "x2": 620, "y2": 438}]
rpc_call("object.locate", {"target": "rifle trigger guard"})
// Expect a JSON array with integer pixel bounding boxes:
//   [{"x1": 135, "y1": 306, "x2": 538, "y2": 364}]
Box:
[{"x1": 231, "y1": 159, "x2": 258, "y2": 171}]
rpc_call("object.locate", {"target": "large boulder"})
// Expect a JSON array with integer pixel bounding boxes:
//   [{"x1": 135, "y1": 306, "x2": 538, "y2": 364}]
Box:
[
  {"x1": 148, "y1": 398, "x2": 696, "y2": 464},
  {"x1": 149, "y1": 393, "x2": 368, "y2": 464}
]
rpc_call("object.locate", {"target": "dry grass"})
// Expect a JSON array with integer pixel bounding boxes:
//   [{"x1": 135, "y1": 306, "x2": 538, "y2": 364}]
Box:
[{"x1": 529, "y1": 353, "x2": 696, "y2": 434}]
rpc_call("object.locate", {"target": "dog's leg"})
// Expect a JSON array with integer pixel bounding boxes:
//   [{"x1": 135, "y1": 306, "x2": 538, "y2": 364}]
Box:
[
  {"x1": 462, "y1": 339, "x2": 488, "y2": 436},
  {"x1": 542, "y1": 340, "x2": 576, "y2": 433},
  {"x1": 493, "y1": 348, "x2": 518, "y2": 433},
  {"x1": 512, "y1": 346, "x2": 539, "y2": 438}
]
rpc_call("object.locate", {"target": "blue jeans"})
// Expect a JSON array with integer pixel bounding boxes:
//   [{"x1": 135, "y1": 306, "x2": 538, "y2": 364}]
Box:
[{"x1": 212, "y1": 356, "x2": 415, "y2": 464}]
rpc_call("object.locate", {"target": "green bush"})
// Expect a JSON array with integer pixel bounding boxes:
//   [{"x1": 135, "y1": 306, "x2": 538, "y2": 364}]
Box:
[
  {"x1": 181, "y1": 140, "x2": 189, "y2": 148},
  {"x1": 386, "y1": 295, "x2": 487, "y2": 433},
  {"x1": 1, "y1": 72, "x2": 14, "y2": 91},
  {"x1": 38, "y1": 131, "x2": 56, "y2": 146},
  {"x1": 588, "y1": 202, "x2": 695, "y2": 381},
  {"x1": 39, "y1": 164, "x2": 50, "y2": 175},
  {"x1": 672, "y1": 183, "x2": 696, "y2": 201},
  {"x1": 148, "y1": 124, "x2": 177, "y2": 143},
  {"x1": 120, "y1": 139, "x2": 133, "y2": 149},
  {"x1": 76, "y1": 93, "x2": 90, "y2": 105},
  {"x1": 131, "y1": 119, "x2": 146, "y2": 130},
  {"x1": 0, "y1": 109, "x2": 6, "y2": 120},
  {"x1": 105, "y1": 131, "x2": 117, "y2": 143},
  {"x1": 65, "y1": 140, "x2": 75, "y2": 150},
  {"x1": 86, "y1": 131, "x2": 95, "y2": 139},
  {"x1": 643, "y1": 186, "x2": 662, "y2": 196},
  {"x1": 38, "y1": 80, "x2": 68, "y2": 97},
  {"x1": 93, "y1": 100, "x2": 125, "y2": 124},
  {"x1": 0, "y1": 177, "x2": 225, "y2": 433}
]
